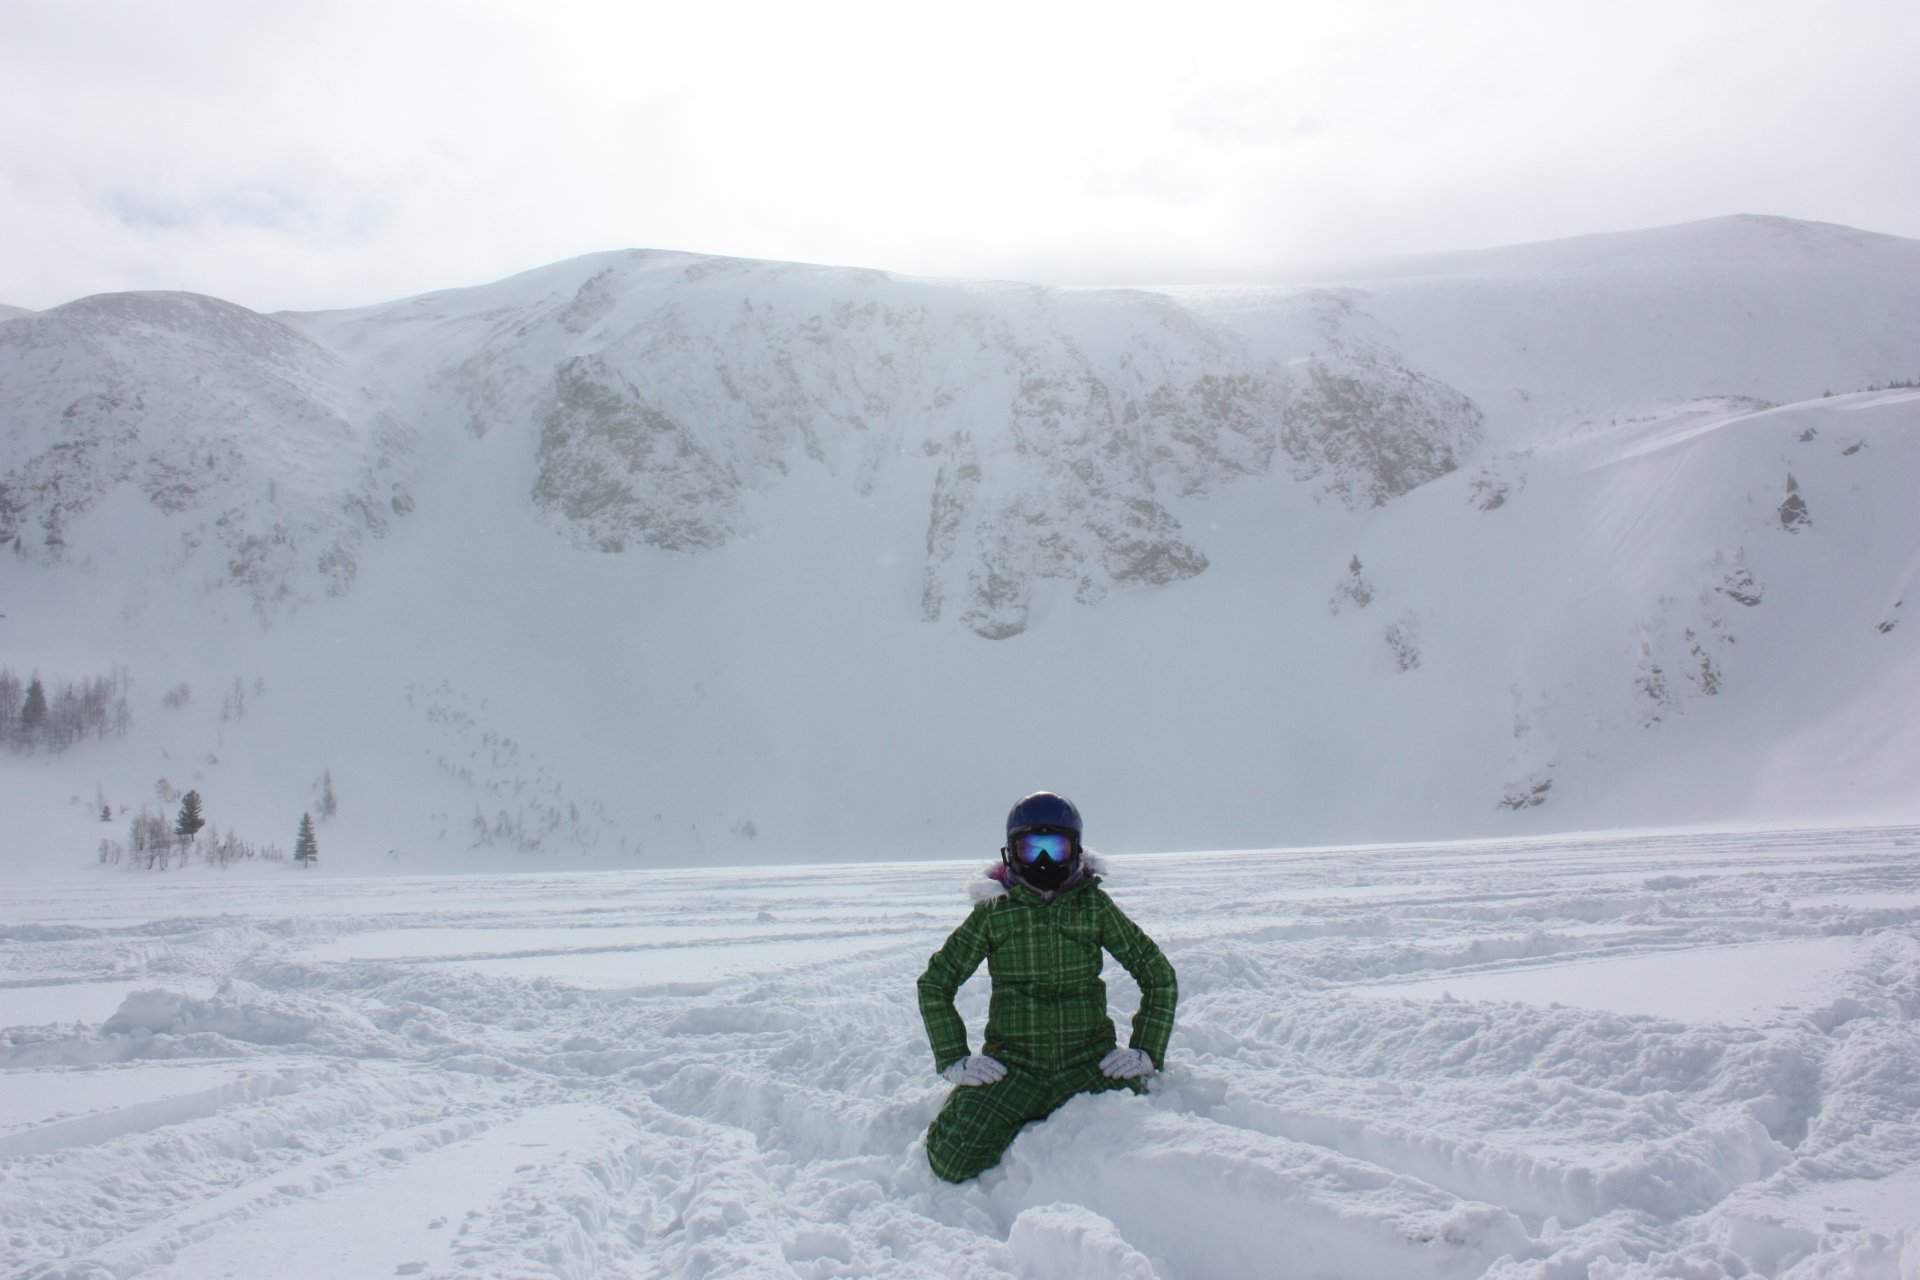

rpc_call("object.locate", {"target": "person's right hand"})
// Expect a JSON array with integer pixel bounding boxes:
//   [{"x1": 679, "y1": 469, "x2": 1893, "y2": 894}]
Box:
[
  {"x1": 940, "y1": 1055, "x2": 1007, "y2": 1086},
  {"x1": 1098, "y1": 1046, "x2": 1156, "y2": 1079}
]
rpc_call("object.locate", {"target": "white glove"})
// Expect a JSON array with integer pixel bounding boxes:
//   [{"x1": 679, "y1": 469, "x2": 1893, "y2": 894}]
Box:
[
  {"x1": 941, "y1": 1055, "x2": 1008, "y2": 1086},
  {"x1": 1099, "y1": 1047, "x2": 1156, "y2": 1079}
]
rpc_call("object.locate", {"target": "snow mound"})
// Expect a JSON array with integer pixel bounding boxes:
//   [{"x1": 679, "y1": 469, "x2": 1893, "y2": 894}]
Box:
[{"x1": 1007, "y1": 1202, "x2": 1159, "y2": 1279}]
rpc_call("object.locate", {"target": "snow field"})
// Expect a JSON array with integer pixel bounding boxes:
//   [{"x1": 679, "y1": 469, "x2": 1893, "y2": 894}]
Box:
[{"x1": 2, "y1": 825, "x2": 1917, "y2": 1278}]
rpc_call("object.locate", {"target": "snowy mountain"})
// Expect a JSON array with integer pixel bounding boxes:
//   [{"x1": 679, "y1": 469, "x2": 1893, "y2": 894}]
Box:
[
  {"x1": 305, "y1": 251, "x2": 1479, "y2": 636},
  {"x1": 2, "y1": 215, "x2": 1916, "y2": 869}
]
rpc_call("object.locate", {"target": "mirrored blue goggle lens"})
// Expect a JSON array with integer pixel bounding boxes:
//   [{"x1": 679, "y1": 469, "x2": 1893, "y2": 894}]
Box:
[{"x1": 1013, "y1": 831, "x2": 1073, "y2": 864}]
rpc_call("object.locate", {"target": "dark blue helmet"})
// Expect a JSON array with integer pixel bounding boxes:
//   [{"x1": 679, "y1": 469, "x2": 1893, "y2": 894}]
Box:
[
  {"x1": 1007, "y1": 791, "x2": 1082, "y2": 839},
  {"x1": 1004, "y1": 792, "x2": 1082, "y2": 891}
]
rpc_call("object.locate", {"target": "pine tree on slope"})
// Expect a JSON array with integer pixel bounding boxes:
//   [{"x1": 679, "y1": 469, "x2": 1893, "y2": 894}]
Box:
[
  {"x1": 175, "y1": 790, "x2": 207, "y2": 843},
  {"x1": 20, "y1": 675, "x2": 47, "y2": 744},
  {"x1": 295, "y1": 813, "x2": 319, "y2": 868}
]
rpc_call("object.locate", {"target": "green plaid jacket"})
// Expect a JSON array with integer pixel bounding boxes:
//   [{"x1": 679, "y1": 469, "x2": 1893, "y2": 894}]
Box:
[{"x1": 917, "y1": 864, "x2": 1177, "y2": 1074}]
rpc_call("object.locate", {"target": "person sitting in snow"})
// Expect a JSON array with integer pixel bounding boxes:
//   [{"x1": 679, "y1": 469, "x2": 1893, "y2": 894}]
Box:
[{"x1": 917, "y1": 791, "x2": 1178, "y2": 1182}]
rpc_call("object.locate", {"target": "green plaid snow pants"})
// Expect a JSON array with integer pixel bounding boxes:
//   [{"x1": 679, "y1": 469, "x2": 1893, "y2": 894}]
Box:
[{"x1": 925, "y1": 1058, "x2": 1145, "y2": 1182}]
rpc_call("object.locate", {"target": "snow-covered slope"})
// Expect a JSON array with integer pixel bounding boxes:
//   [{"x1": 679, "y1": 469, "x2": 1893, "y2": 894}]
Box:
[
  {"x1": 1196, "y1": 215, "x2": 1919, "y2": 449},
  {"x1": 4, "y1": 828, "x2": 1917, "y2": 1277},
  {"x1": 304, "y1": 250, "x2": 1478, "y2": 635},
  {"x1": 1, "y1": 217, "x2": 1915, "y2": 869}
]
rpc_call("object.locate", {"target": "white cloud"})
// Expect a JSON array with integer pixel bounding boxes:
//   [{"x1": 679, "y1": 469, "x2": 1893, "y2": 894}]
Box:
[{"x1": 2, "y1": 0, "x2": 1914, "y2": 310}]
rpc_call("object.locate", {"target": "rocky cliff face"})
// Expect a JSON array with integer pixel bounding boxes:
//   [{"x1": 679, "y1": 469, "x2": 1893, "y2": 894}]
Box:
[
  {"x1": 0, "y1": 292, "x2": 415, "y2": 614},
  {"x1": 378, "y1": 255, "x2": 1480, "y2": 636},
  {"x1": 1279, "y1": 291, "x2": 1484, "y2": 509},
  {"x1": 0, "y1": 254, "x2": 1484, "y2": 637}
]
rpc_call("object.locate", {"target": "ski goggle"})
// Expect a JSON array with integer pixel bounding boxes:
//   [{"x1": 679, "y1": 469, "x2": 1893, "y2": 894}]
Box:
[{"x1": 1010, "y1": 830, "x2": 1075, "y2": 864}]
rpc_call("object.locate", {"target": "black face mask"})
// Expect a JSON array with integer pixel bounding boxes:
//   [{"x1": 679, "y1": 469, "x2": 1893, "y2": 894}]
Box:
[{"x1": 1014, "y1": 851, "x2": 1077, "y2": 892}]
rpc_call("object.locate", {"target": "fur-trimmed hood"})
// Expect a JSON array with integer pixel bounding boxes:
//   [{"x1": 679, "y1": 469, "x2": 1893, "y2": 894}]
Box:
[{"x1": 969, "y1": 850, "x2": 1109, "y2": 903}]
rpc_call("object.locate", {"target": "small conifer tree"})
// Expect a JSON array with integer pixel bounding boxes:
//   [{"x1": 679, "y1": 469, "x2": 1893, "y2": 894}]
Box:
[
  {"x1": 295, "y1": 813, "x2": 319, "y2": 867},
  {"x1": 20, "y1": 675, "x2": 48, "y2": 740},
  {"x1": 21, "y1": 675, "x2": 47, "y2": 726},
  {"x1": 175, "y1": 790, "x2": 207, "y2": 842}
]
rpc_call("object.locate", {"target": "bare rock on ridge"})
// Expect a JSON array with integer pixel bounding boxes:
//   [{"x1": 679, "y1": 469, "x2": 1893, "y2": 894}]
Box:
[
  {"x1": 1281, "y1": 292, "x2": 1485, "y2": 509},
  {"x1": 0, "y1": 292, "x2": 415, "y2": 615},
  {"x1": 512, "y1": 266, "x2": 1287, "y2": 636},
  {"x1": 533, "y1": 355, "x2": 744, "y2": 553}
]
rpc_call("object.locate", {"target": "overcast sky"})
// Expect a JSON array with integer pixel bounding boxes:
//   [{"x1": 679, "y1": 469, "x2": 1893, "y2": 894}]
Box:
[{"x1": 4, "y1": 0, "x2": 1916, "y2": 313}]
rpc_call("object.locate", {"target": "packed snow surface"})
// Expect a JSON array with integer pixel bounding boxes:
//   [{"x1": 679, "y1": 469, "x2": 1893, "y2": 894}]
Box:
[{"x1": 4, "y1": 824, "x2": 1917, "y2": 1278}]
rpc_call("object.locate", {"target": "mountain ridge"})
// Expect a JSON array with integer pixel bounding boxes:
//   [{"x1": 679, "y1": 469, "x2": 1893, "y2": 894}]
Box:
[{"x1": 2, "y1": 216, "x2": 1915, "y2": 869}]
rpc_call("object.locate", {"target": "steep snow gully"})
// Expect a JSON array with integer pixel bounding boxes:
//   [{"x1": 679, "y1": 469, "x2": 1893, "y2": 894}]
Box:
[{"x1": 3, "y1": 825, "x2": 1917, "y2": 1278}]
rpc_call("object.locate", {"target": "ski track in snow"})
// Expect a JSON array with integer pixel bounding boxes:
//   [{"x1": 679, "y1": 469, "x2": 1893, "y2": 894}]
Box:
[{"x1": 2, "y1": 826, "x2": 1918, "y2": 1279}]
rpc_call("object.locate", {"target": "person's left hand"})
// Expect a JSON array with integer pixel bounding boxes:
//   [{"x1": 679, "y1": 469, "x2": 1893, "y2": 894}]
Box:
[{"x1": 1099, "y1": 1047, "x2": 1155, "y2": 1079}]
